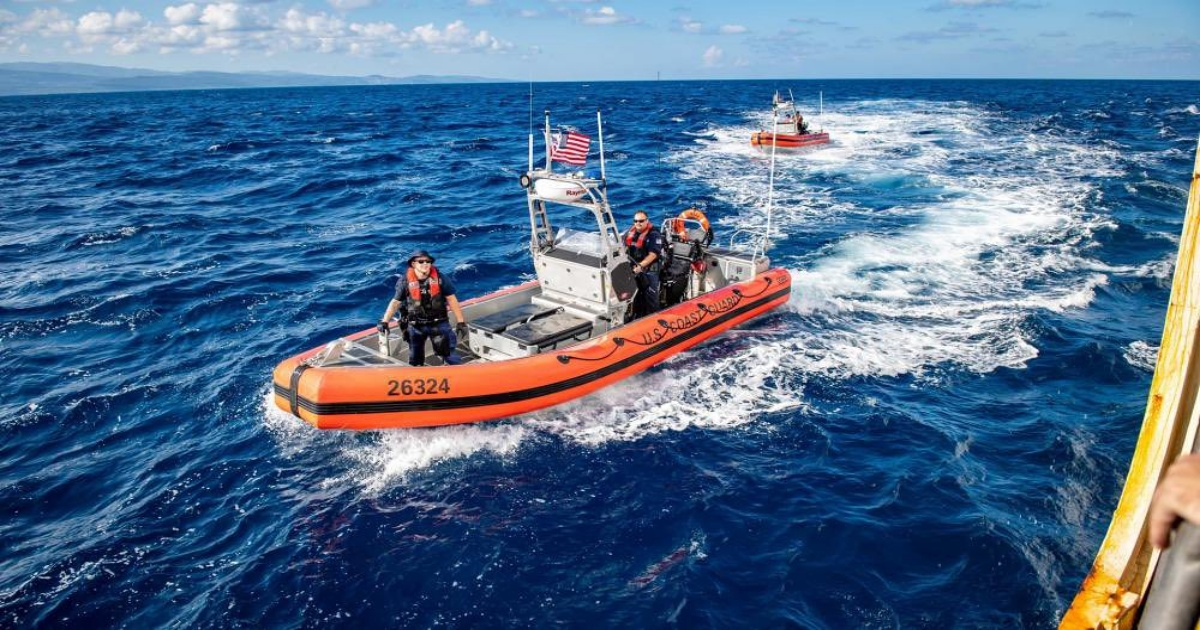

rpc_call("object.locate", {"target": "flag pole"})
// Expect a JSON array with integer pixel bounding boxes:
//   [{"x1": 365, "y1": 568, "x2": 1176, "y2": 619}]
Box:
[
  {"x1": 764, "y1": 107, "x2": 778, "y2": 258},
  {"x1": 528, "y1": 80, "x2": 534, "y2": 172},
  {"x1": 543, "y1": 110, "x2": 552, "y2": 172},
  {"x1": 597, "y1": 109, "x2": 606, "y2": 182}
]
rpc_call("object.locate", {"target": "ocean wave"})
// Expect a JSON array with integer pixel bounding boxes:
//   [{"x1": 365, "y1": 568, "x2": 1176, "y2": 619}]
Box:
[{"x1": 2, "y1": 79, "x2": 1195, "y2": 629}]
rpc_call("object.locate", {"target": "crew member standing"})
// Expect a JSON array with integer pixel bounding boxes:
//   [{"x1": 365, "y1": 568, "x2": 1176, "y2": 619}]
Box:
[
  {"x1": 624, "y1": 211, "x2": 664, "y2": 318},
  {"x1": 378, "y1": 250, "x2": 467, "y2": 366}
]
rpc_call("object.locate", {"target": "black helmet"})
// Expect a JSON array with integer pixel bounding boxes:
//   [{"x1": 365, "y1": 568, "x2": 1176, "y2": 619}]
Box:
[{"x1": 407, "y1": 249, "x2": 435, "y2": 267}]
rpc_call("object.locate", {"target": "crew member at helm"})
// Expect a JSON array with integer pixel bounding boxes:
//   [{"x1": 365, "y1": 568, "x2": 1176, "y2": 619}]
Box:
[
  {"x1": 624, "y1": 211, "x2": 664, "y2": 318},
  {"x1": 378, "y1": 250, "x2": 467, "y2": 366}
]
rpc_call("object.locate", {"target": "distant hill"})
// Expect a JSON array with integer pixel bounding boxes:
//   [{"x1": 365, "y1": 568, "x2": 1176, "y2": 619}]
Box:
[{"x1": 0, "y1": 62, "x2": 510, "y2": 97}]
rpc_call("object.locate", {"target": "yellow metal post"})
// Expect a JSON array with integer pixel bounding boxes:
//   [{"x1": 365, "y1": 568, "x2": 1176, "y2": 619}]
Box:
[{"x1": 1060, "y1": 137, "x2": 1200, "y2": 629}]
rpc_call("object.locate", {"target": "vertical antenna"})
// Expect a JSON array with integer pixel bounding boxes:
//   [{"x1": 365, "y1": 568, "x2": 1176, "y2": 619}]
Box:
[
  {"x1": 820, "y1": 90, "x2": 824, "y2": 132},
  {"x1": 543, "y1": 110, "x2": 552, "y2": 171},
  {"x1": 763, "y1": 107, "x2": 778, "y2": 258},
  {"x1": 528, "y1": 79, "x2": 534, "y2": 172},
  {"x1": 597, "y1": 109, "x2": 606, "y2": 181}
]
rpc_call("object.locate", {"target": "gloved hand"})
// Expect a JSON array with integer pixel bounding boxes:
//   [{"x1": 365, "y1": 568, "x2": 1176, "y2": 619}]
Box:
[
  {"x1": 456, "y1": 322, "x2": 468, "y2": 340},
  {"x1": 376, "y1": 321, "x2": 389, "y2": 335},
  {"x1": 400, "y1": 321, "x2": 411, "y2": 343}
]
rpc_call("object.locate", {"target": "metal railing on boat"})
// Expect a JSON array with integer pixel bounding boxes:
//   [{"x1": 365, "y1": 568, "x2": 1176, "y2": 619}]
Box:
[{"x1": 307, "y1": 336, "x2": 405, "y2": 367}]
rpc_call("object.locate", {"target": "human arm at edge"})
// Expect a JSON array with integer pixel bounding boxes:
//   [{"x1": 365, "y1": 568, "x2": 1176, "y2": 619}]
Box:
[
  {"x1": 1149, "y1": 453, "x2": 1200, "y2": 549},
  {"x1": 446, "y1": 294, "x2": 465, "y2": 325}
]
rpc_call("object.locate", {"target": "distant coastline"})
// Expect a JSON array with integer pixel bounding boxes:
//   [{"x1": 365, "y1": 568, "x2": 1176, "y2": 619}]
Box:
[
  {"x1": 3, "y1": 63, "x2": 1195, "y2": 98},
  {"x1": 0, "y1": 62, "x2": 511, "y2": 97}
]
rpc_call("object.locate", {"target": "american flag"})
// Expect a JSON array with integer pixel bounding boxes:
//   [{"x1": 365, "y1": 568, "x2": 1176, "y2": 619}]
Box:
[{"x1": 551, "y1": 130, "x2": 590, "y2": 166}]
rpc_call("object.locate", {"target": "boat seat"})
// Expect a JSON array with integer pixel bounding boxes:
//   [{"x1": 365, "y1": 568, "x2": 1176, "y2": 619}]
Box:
[
  {"x1": 542, "y1": 246, "x2": 604, "y2": 268},
  {"x1": 706, "y1": 245, "x2": 755, "y2": 263},
  {"x1": 468, "y1": 301, "x2": 594, "y2": 359},
  {"x1": 471, "y1": 302, "x2": 560, "y2": 334},
  {"x1": 503, "y1": 311, "x2": 593, "y2": 351},
  {"x1": 668, "y1": 239, "x2": 702, "y2": 261}
]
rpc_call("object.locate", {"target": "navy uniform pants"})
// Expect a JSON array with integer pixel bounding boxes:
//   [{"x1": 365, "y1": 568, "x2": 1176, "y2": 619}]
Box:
[
  {"x1": 408, "y1": 320, "x2": 461, "y2": 366},
  {"x1": 634, "y1": 270, "x2": 661, "y2": 318}
]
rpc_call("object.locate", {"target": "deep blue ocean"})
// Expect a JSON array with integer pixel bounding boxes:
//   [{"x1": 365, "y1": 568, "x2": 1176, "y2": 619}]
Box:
[{"x1": 2, "y1": 78, "x2": 1198, "y2": 628}]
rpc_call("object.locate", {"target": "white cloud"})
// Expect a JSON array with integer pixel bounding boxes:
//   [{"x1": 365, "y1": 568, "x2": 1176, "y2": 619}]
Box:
[
  {"x1": 467, "y1": 0, "x2": 494, "y2": 5},
  {"x1": 702, "y1": 44, "x2": 723, "y2": 67},
  {"x1": 163, "y1": 24, "x2": 203, "y2": 47},
  {"x1": 406, "y1": 20, "x2": 507, "y2": 53},
  {"x1": 66, "y1": 9, "x2": 147, "y2": 55},
  {"x1": 78, "y1": 10, "x2": 144, "y2": 35},
  {"x1": 927, "y1": 0, "x2": 1038, "y2": 10},
  {"x1": 0, "y1": 10, "x2": 16, "y2": 51},
  {"x1": 411, "y1": 21, "x2": 453, "y2": 45},
  {"x1": 202, "y1": 33, "x2": 242, "y2": 51},
  {"x1": 1, "y1": 5, "x2": 513, "y2": 61},
  {"x1": 20, "y1": 8, "x2": 74, "y2": 36},
  {"x1": 349, "y1": 21, "x2": 397, "y2": 39},
  {"x1": 200, "y1": 3, "x2": 249, "y2": 31},
  {"x1": 111, "y1": 38, "x2": 141, "y2": 54},
  {"x1": 581, "y1": 6, "x2": 633, "y2": 26},
  {"x1": 164, "y1": 4, "x2": 202, "y2": 26},
  {"x1": 280, "y1": 8, "x2": 346, "y2": 36},
  {"x1": 898, "y1": 20, "x2": 997, "y2": 42},
  {"x1": 328, "y1": 0, "x2": 376, "y2": 9},
  {"x1": 115, "y1": 10, "x2": 143, "y2": 30},
  {"x1": 677, "y1": 18, "x2": 746, "y2": 35}
]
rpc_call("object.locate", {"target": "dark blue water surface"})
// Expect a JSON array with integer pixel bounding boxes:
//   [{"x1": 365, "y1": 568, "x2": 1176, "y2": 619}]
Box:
[{"x1": 2, "y1": 79, "x2": 1198, "y2": 628}]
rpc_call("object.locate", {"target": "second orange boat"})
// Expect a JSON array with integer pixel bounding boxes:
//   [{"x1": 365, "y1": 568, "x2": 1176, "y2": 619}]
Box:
[{"x1": 751, "y1": 89, "x2": 830, "y2": 150}]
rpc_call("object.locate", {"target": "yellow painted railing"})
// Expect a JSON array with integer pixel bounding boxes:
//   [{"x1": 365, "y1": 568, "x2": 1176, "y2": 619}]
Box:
[{"x1": 1060, "y1": 138, "x2": 1200, "y2": 629}]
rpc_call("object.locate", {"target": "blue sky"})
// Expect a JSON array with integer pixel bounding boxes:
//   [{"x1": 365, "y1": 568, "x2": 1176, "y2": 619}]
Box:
[{"x1": 1, "y1": 0, "x2": 1197, "y2": 80}]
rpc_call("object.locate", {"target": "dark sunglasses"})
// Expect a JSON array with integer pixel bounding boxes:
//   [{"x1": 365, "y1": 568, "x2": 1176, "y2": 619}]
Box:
[
  {"x1": 633, "y1": 218, "x2": 647, "y2": 224},
  {"x1": 414, "y1": 259, "x2": 433, "y2": 264}
]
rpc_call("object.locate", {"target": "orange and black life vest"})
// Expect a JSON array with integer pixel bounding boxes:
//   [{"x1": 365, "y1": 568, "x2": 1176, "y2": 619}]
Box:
[
  {"x1": 625, "y1": 227, "x2": 649, "y2": 249},
  {"x1": 625, "y1": 225, "x2": 662, "y2": 271},
  {"x1": 404, "y1": 266, "x2": 447, "y2": 322}
]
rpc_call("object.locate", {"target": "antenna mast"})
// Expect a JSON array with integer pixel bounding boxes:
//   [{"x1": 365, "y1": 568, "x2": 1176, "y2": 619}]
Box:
[
  {"x1": 527, "y1": 80, "x2": 534, "y2": 171},
  {"x1": 597, "y1": 110, "x2": 606, "y2": 181},
  {"x1": 543, "y1": 110, "x2": 552, "y2": 171},
  {"x1": 762, "y1": 107, "x2": 779, "y2": 258}
]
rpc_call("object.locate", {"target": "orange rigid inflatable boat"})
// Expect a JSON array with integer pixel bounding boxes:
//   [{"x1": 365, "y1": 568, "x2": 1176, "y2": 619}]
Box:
[
  {"x1": 751, "y1": 89, "x2": 830, "y2": 150},
  {"x1": 751, "y1": 130, "x2": 831, "y2": 149},
  {"x1": 274, "y1": 270, "x2": 790, "y2": 429},
  {"x1": 272, "y1": 110, "x2": 792, "y2": 429}
]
